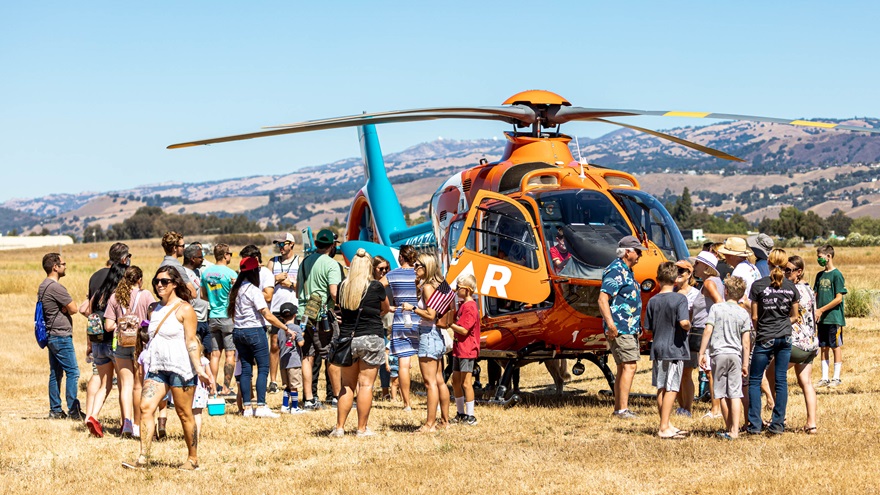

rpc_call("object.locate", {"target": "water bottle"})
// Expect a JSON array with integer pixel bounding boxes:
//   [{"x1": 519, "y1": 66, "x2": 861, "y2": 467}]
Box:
[{"x1": 698, "y1": 371, "x2": 709, "y2": 400}]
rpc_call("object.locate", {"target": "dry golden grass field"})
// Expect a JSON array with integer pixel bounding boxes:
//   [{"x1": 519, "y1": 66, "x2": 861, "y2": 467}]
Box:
[{"x1": 1, "y1": 240, "x2": 879, "y2": 494}]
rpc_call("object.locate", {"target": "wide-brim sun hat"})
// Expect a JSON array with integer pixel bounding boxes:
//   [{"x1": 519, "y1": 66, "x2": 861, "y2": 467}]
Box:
[{"x1": 716, "y1": 237, "x2": 751, "y2": 257}]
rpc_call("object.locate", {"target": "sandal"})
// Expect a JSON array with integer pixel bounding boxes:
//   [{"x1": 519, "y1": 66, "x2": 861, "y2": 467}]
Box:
[
  {"x1": 803, "y1": 426, "x2": 818, "y2": 435},
  {"x1": 122, "y1": 455, "x2": 150, "y2": 470},
  {"x1": 178, "y1": 459, "x2": 200, "y2": 471}
]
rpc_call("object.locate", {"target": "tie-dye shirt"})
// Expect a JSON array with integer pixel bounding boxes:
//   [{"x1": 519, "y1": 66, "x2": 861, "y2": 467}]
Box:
[{"x1": 601, "y1": 257, "x2": 642, "y2": 336}]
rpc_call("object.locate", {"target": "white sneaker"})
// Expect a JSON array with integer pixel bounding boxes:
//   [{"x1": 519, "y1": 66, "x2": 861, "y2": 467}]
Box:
[
  {"x1": 328, "y1": 427, "x2": 344, "y2": 438},
  {"x1": 356, "y1": 428, "x2": 377, "y2": 437},
  {"x1": 254, "y1": 406, "x2": 279, "y2": 418},
  {"x1": 243, "y1": 407, "x2": 254, "y2": 417},
  {"x1": 289, "y1": 407, "x2": 307, "y2": 414},
  {"x1": 279, "y1": 406, "x2": 291, "y2": 414}
]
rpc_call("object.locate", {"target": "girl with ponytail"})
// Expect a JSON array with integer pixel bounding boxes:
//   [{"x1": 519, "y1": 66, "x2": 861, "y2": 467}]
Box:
[
  {"x1": 744, "y1": 247, "x2": 800, "y2": 435},
  {"x1": 103, "y1": 265, "x2": 155, "y2": 438}
]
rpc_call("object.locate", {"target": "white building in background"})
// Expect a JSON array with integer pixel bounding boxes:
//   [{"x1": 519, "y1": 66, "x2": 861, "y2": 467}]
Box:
[{"x1": 0, "y1": 236, "x2": 74, "y2": 251}]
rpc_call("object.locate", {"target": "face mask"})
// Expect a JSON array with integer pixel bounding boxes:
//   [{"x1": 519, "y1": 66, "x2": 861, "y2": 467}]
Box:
[{"x1": 817, "y1": 257, "x2": 827, "y2": 267}]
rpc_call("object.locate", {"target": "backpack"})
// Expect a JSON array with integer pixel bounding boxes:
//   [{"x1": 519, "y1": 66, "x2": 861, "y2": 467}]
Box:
[
  {"x1": 117, "y1": 290, "x2": 144, "y2": 348},
  {"x1": 34, "y1": 281, "x2": 57, "y2": 349}
]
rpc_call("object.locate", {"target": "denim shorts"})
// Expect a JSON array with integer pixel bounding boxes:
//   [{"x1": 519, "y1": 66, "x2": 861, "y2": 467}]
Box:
[
  {"x1": 145, "y1": 370, "x2": 196, "y2": 388},
  {"x1": 113, "y1": 345, "x2": 135, "y2": 361},
  {"x1": 418, "y1": 326, "x2": 445, "y2": 360},
  {"x1": 91, "y1": 342, "x2": 114, "y2": 366}
]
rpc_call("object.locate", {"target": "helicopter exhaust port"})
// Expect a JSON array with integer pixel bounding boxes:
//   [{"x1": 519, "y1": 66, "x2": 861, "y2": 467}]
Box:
[{"x1": 571, "y1": 360, "x2": 586, "y2": 377}]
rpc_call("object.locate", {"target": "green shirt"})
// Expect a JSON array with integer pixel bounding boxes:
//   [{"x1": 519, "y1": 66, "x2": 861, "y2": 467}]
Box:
[
  {"x1": 201, "y1": 264, "x2": 238, "y2": 318},
  {"x1": 814, "y1": 268, "x2": 846, "y2": 326},
  {"x1": 297, "y1": 254, "x2": 343, "y2": 318}
]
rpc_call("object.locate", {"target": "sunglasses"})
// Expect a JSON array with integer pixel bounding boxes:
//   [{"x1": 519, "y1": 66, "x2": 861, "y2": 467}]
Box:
[
  {"x1": 153, "y1": 277, "x2": 174, "y2": 287},
  {"x1": 177, "y1": 243, "x2": 185, "y2": 248},
  {"x1": 413, "y1": 263, "x2": 424, "y2": 269},
  {"x1": 378, "y1": 266, "x2": 390, "y2": 272},
  {"x1": 784, "y1": 267, "x2": 796, "y2": 274},
  {"x1": 677, "y1": 268, "x2": 690, "y2": 275}
]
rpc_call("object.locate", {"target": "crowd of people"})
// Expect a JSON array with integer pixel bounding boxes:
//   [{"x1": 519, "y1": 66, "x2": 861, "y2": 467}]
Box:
[
  {"x1": 34, "y1": 228, "x2": 846, "y2": 469},
  {"x1": 600, "y1": 234, "x2": 845, "y2": 439},
  {"x1": 37, "y1": 229, "x2": 483, "y2": 469}
]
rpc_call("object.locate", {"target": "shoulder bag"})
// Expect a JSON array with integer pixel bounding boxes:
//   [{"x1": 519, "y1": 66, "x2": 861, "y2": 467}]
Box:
[{"x1": 328, "y1": 281, "x2": 365, "y2": 367}]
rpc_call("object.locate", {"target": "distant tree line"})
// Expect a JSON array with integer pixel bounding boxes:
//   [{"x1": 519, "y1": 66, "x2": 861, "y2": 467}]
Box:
[
  {"x1": 667, "y1": 187, "x2": 878, "y2": 241},
  {"x1": 83, "y1": 206, "x2": 264, "y2": 242}
]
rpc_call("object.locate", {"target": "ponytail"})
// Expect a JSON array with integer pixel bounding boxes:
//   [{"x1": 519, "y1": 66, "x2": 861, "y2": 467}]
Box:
[
  {"x1": 767, "y1": 248, "x2": 787, "y2": 289},
  {"x1": 115, "y1": 266, "x2": 143, "y2": 309}
]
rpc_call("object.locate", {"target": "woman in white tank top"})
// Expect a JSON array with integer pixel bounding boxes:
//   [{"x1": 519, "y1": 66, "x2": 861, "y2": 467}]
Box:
[{"x1": 123, "y1": 266, "x2": 210, "y2": 472}]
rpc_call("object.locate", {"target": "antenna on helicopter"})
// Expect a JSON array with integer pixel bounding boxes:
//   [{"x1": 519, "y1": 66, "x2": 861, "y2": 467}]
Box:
[{"x1": 574, "y1": 136, "x2": 587, "y2": 180}]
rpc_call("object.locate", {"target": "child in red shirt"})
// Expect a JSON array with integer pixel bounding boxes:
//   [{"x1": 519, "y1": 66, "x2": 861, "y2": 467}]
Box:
[{"x1": 450, "y1": 274, "x2": 480, "y2": 426}]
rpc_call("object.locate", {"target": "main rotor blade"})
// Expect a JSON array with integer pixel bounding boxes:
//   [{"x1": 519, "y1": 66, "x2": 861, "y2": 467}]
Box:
[
  {"x1": 553, "y1": 106, "x2": 880, "y2": 134},
  {"x1": 591, "y1": 118, "x2": 745, "y2": 162},
  {"x1": 262, "y1": 106, "x2": 536, "y2": 129},
  {"x1": 168, "y1": 112, "x2": 516, "y2": 149}
]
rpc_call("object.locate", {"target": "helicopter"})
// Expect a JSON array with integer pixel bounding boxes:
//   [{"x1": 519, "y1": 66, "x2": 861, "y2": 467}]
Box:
[{"x1": 170, "y1": 90, "x2": 879, "y2": 405}]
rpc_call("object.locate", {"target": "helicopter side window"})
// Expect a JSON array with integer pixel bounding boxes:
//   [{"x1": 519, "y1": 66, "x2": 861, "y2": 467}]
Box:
[
  {"x1": 476, "y1": 201, "x2": 538, "y2": 269},
  {"x1": 471, "y1": 198, "x2": 540, "y2": 315},
  {"x1": 446, "y1": 218, "x2": 474, "y2": 263}
]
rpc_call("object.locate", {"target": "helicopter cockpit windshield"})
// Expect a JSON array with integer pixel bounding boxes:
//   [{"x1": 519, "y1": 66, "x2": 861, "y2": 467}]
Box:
[
  {"x1": 611, "y1": 189, "x2": 689, "y2": 262},
  {"x1": 534, "y1": 190, "x2": 632, "y2": 280}
]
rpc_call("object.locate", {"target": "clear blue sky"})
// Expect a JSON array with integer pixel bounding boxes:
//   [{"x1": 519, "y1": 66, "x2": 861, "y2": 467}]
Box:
[{"x1": 2, "y1": 1, "x2": 879, "y2": 202}]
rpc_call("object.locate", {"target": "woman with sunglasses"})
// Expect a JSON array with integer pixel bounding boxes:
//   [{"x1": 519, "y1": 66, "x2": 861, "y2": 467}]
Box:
[
  {"x1": 103, "y1": 266, "x2": 154, "y2": 438},
  {"x1": 400, "y1": 253, "x2": 451, "y2": 432},
  {"x1": 772, "y1": 255, "x2": 819, "y2": 434},
  {"x1": 371, "y1": 256, "x2": 393, "y2": 400},
  {"x1": 385, "y1": 245, "x2": 419, "y2": 411},
  {"x1": 123, "y1": 266, "x2": 211, "y2": 471},
  {"x1": 229, "y1": 256, "x2": 288, "y2": 418},
  {"x1": 672, "y1": 259, "x2": 700, "y2": 417}
]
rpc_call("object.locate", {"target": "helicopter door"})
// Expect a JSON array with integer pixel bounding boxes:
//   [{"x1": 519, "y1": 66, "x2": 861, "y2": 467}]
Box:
[{"x1": 447, "y1": 191, "x2": 551, "y2": 305}]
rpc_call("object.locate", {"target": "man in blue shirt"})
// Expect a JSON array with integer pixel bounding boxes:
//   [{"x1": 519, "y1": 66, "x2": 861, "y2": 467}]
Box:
[{"x1": 598, "y1": 235, "x2": 646, "y2": 419}]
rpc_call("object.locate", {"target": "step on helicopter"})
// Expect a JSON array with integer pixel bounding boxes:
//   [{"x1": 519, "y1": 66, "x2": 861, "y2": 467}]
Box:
[{"x1": 170, "y1": 90, "x2": 878, "y2": 405}]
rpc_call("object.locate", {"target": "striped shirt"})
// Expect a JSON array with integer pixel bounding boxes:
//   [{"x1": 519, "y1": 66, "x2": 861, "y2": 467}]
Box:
[{"x1": 387, "y1": 267, "x2": 419, "y2": 357}]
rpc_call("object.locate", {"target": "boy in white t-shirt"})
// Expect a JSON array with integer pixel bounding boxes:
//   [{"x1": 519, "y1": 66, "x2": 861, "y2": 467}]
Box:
[{"x1": 698, "y1": 276, "x2": 751, "y2": 439}]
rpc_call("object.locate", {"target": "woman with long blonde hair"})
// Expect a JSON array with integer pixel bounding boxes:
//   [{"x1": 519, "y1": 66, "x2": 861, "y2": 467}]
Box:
[
  {"x1": 745, "y1": 248, "x2": 799, "y2": 435},
  {"x1": 330, "y1": 249, "x2": 390, "y2": 437},
  {"x1": 103, "y1": 266, "x2": 155, "y2": 438},
  {"x1": 400, "y1": 253, "x2": 451, "y2": 432}
]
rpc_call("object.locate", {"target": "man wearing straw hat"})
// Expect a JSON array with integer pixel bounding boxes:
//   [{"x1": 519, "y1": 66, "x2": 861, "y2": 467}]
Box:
[{"x1": 716, "y1": 237, "x2": 761, "y2": 308}]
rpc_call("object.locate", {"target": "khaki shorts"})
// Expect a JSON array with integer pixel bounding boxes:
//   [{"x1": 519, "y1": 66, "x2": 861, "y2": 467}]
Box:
[
  {"x1": 281, "y1": 367, "x2": 303, "y2": 390},
  {"x1": 609, "y1": 334, "x2": 640, "y2": 365}
]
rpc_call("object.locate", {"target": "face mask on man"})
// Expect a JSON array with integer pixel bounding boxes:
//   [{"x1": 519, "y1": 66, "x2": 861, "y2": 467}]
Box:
[{"x1": 817, "y1": 257, "x2": 828, "y2": 267}]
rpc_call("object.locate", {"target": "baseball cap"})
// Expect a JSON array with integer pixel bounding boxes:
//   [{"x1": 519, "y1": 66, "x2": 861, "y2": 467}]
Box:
[
  {"x1": 240, "y1": 256, "x2": 260, "y2": 272},
  {"x1": 274, "y1": 232, "x2": 296, "y2": 244},
  {"x1": 618, "y1": 235, "x2": 646, "y2": 251},
  {"x1": 279, "y1": 302, "x2": 297, "y2": 317},
  {"x1": 315, "y1": 229, "x2": 338, "y2": 247},
  {"x1": 674, "y1": 259, "x2": 694, "y2": 272}
]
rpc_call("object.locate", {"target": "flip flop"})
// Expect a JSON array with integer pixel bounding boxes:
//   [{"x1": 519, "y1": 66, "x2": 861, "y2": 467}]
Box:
[
  {"x1": 674, "y1": 429, "x2": 691, "y2": 437},
  {"x1": 803, "y1": 426, "x2": 818, "y2": 435},
  {"x1": 658, "y1": 431, "x2": 689, "y2": 440},
  {"x1": 715, "y1": 432, "x2": 733, "y2": 440}
]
